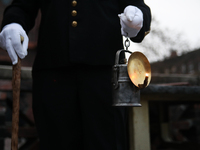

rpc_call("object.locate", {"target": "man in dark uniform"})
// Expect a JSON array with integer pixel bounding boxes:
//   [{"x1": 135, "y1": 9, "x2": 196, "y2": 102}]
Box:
[{"x1": 0, "y1": 0, "x2": 151, "y2": 149}]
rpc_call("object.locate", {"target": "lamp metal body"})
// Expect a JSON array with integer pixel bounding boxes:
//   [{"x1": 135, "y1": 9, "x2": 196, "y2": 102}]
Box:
[{"x1": 112, "y1": 49, "x2": 141, "y2": 107}]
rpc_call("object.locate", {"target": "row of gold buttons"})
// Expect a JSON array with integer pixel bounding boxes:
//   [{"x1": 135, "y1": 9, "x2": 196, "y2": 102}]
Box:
[{"x1": 72, "y1": 0, "x2": 77, "y2": 27}]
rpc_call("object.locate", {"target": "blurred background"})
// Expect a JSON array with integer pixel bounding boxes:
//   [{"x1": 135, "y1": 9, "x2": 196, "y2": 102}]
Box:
[
  {"x1": 132, "y1": 0, "x2": 200, "y2": 62},
  {"x1": 1, "y1": 0, "x2": 200, "y2": 150}
]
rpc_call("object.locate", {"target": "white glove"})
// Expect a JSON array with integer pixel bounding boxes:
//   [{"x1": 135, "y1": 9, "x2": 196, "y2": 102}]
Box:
[
  {"x1": 119, "y1": 6, "x2": 143, "y2": 38},
  {"x1": 0, "y1": 23, "x2": 29, "y2": 65}
]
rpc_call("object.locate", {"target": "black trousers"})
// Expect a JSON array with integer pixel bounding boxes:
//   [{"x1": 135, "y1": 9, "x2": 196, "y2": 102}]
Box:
[{"x1": 32, "y1": 65, "x2": 129, "y2": 150}]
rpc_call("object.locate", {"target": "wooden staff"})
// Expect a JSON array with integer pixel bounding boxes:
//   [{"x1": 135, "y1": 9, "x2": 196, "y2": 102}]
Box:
[{"x1": 11, "y1": 36, "x2": 24, "y2": 150}]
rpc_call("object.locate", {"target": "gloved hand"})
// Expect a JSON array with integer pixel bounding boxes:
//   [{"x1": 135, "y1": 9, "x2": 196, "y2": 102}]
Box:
[
  {"x1": 119, "y1": 6, "x2": 143, "y2": 38},
  {"x1": 0, "y1": 23, "x2": 29, "y2": 65}
]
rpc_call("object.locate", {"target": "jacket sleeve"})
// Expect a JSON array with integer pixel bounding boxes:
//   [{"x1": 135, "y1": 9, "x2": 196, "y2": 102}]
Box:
[
  {"x1": 1, "y1": 0, "x2": 39, "y2": 33},
  {"x1": 121, "y1": 0, "x2": 151, "y2": 43}
]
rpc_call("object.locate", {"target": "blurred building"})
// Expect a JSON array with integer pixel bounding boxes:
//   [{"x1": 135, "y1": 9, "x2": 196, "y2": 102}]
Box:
[
  {"x1": 151, "y1": 49, "x2": 200, "y2": 75},
  {"x1": 150, "y1": 49, "x2": 200, "y2": 85},
  {"x1": 149, "y1": 49, "x2": 200, "y2": 150}
]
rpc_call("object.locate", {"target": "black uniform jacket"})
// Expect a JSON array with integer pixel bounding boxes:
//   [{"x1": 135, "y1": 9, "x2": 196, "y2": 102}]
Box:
[{"x1": 2, "y1": 0, "x2": 151, "y2": 71}]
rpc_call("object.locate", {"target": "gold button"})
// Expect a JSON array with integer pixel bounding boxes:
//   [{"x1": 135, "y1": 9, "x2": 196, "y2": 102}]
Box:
[
  {"x1": 72, "y1": 21, "x2": 77, "y2": 27},
  {"x1": 72, "y1": 10, "x2": 77, "y2": 16},
  {"x1": 72, "y1": 1, "x2": 77, "y2": 7}
]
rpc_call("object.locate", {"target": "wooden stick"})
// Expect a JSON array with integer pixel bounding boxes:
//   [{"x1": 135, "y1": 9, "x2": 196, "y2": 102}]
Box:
[
  {"x1": 11, "y1": 58, "x2": 21, "y2": 150},
  {"x1": 11, "y1": 36, "x2": 23, "y2": 150}
]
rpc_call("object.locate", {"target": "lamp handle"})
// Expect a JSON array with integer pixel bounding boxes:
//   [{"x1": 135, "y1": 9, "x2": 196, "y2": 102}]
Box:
[{"x1": 114, "y1": 49, "x2": 132, "y2": 65}]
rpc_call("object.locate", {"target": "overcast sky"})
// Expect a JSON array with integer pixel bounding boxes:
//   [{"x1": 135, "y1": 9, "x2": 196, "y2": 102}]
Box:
[
  {"x1": 127, "y1": 0, "x2": 200, "y2": 62},
  {"x1": 145, "y1": 0, "x2": 200, "y2": 48}
]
